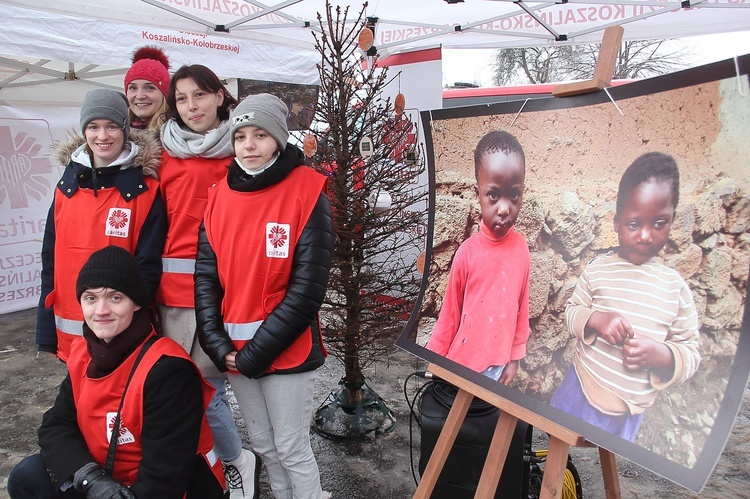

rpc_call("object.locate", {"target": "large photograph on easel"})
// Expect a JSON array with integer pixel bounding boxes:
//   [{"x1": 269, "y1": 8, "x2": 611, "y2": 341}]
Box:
[{"x1": 396, "y1": 55, "x2": 750, "y2": 491}]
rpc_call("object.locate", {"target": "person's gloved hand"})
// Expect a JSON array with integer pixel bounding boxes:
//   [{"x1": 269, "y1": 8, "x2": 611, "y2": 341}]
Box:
[{"x1": 73, "y1": 462, "x2": 135, "y2": 499}]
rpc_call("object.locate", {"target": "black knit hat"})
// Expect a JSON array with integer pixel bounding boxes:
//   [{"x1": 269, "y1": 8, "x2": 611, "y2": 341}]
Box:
[{"x1": 76, "y1": 246, "x2": 147, "y2": 307}]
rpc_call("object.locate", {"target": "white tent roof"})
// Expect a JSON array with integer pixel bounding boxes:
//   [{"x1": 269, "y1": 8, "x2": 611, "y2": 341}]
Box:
[{"x1": 1, "y1": 0, "x2": 750, "y2": 94}]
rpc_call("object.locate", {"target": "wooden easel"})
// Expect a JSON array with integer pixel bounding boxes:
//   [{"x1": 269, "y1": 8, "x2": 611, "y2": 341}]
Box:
[
  {"x1": 552, "y1": 25, "x2": 625, "y2": 98},
  {"x1": 414, "y1": 362, "x2": 623, "y2": 499}
]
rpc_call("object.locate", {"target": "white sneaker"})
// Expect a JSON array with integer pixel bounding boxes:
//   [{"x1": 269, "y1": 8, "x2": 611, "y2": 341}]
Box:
[{"x1": 224, "y1": 448, "x2": 261, "y2": 499}]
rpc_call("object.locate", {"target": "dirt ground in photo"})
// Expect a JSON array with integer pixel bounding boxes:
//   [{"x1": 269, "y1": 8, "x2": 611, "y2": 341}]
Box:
[{"x1": 1, "y1": 307, "x2": 748, "y2": 498}]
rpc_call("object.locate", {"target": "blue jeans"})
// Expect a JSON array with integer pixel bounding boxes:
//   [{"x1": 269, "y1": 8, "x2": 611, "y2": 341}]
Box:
[
  {"x1": 206, "y1": 376, "x2": 244, "y2": 462},
  {"x1": 8, "y1": 454, "x2": 82, "y2": 498},
  {"x1": 481, "y1": 364, "x2": 505, "y2": 381}
]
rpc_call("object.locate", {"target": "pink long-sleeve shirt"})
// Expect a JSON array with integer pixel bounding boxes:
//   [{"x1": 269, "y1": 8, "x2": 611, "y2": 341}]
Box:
[{"x1": 426, "y1": 222, "x2": 530, "y2": 372}]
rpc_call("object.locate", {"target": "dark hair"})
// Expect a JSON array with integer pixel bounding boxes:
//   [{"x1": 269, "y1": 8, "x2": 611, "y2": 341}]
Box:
[
  {"x1": 617, "y1": 152, "x2": 680, "y2": 213},
  {"x1": 165, "y1": 65, "x2": 238, "y2": 126},
  {"x1": 473, "y1": 130, "x2": 525, "y2": 180}
]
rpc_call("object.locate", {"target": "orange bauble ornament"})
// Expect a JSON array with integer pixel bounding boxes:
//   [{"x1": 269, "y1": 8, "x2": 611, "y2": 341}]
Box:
[
  {"x1": 303, "y1": 132, "x2": 317, "y2": 157},
  {"x1": 394, "y1": 93, "x2": 406, "y2": 116},
  {"x1": 358, "y1": 28, "x2": 374, "y2": 51}
]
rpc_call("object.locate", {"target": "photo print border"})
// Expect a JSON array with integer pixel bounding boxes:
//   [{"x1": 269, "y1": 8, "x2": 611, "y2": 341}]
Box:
[
  {"x1": 395, "y1": 54, "x2": 750, "y2": 492},
  {"x1": 237, "y1": 79, "x2": 319, "y2": 132}
]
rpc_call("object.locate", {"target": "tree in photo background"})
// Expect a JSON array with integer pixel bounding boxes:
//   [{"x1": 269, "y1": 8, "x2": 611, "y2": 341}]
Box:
[{"x1": 492, "y1": 40, "x2": 688, "y2": 85}]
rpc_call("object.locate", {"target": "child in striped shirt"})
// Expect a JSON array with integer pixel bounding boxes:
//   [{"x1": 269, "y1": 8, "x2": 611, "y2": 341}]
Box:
[{"x1": 549, "y1": 152, "x2": 700, "y2": 442}]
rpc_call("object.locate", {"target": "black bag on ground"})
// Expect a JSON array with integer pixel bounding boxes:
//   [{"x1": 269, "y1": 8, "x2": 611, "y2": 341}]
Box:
[{"x1": 419, "y1": 378, "x2": 530, "y2": 499}]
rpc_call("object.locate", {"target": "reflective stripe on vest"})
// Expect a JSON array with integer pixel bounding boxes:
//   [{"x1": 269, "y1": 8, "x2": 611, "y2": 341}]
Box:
[
  {"x1": 162, "y1": 257, "x2": 196, "y2": 274},
  {"x1": 55, "y1": 316, "x2": 84, "y2": 336},
  {"x1": 206, "y1": 448, "x2": 219, "y2": 467},
  {"x1": 225, "y1": 320, "x2": 263, "y2": 341}
]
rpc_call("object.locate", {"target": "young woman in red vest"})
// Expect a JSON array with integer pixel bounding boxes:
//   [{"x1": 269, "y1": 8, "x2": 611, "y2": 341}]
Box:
[
  {"x1": 195, "y1": 94, "x2": 334, "y2": 499},
  {"x1": 10, "y1": 245, "x2": 224, "y2": 498},
  {"x1": 158, "y1": 65, "x2": 259, "y2": 498},
  {"x1": 35, "y1": 89, "x2": 166, "y2": 362}
]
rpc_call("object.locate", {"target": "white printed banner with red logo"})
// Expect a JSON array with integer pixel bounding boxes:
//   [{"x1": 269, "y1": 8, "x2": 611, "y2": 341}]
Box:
[
  {"x1": 0, "y1": 3, "x2": 320, "y2": 85},
  {"x1": 0, "y1": 106, "x2": 77, "y2": 314},
  {"x1": 4, "y1": 1, "x2": 750, "y2": 66}
]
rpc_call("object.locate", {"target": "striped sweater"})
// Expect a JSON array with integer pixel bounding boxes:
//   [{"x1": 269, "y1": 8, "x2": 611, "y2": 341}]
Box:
[{"x1": 566, "y1": 253, "x2": 700, "y2": 416}]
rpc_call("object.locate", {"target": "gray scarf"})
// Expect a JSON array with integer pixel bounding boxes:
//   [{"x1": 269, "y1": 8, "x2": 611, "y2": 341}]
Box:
[{"x1": 160, "y1": 119, "x2": 234, "y2": 159}]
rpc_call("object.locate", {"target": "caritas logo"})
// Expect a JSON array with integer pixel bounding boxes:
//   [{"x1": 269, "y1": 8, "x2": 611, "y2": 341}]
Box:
[
  {"x1": 105, "y1": 208, "x2": 131, "y2": 238},
  {"x1": 266, "y1": 222, "x2": 290, "y2": 258},
  {"x1": 0, "y1": 125, "x2": 54, "y2": 210},
  {"x1": 106, "y1": 411, "x2": 135, "y2": 445}
]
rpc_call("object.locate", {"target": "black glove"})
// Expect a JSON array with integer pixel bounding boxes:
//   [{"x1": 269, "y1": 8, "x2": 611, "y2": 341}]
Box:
[{"x1": 73, "y1": 462, "x2": 135, "y2": 499}]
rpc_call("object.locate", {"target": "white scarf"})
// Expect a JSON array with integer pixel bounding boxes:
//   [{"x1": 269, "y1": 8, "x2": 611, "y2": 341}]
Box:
[
  {"x1": 71, "y1": 142, "x2": 138, "y2": 169},
  {"x1": 234, "y1": 153, "x2": 280, "y2": 176},
  {"x1": 160, "y1": 119, "x2": 234, "y2": 159}
]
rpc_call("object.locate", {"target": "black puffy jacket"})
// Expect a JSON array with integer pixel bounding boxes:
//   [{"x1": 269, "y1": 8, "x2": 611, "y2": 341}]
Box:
[{"x1": 194, "y1": 146, "x2": 334, "y2": 378}]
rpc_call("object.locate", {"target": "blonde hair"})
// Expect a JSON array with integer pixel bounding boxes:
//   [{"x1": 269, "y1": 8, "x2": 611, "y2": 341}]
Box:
[{"x1": 128, "y1": 98, "x2": 168, "y2": 134}]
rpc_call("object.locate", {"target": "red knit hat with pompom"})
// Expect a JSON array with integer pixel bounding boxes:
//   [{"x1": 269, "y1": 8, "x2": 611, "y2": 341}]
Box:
[{"x1": 124, "y1": 46, "x2": 170, "y2": 97}]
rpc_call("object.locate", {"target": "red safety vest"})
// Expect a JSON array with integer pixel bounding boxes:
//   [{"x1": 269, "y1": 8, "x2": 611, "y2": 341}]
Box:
[
  {"x1": 46, "y1": 179, "x2": 159, "y2": 361},
  {"x1": 203, "y1": 166, "x2": 326, "y2": 372},
  {"x1": 67, "y1": 333, "x2": 224, "y2": 489},
  {"x1": 156, "y1": 153, "x2": 231, "y2": 308}
]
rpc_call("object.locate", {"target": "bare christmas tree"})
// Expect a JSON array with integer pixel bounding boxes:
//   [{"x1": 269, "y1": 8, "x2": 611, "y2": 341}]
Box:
[{"x1": 308, "y1": 1, "x2": 427, "y2": 432}]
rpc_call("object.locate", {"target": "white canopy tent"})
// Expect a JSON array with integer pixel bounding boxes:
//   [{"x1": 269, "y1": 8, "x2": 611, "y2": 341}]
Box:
[{"x1": 1, "y1": 0, "x2": 750, "y2": 99}]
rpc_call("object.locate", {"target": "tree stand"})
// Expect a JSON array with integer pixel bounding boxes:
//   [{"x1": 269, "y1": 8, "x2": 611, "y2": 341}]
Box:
[{"x1": 313, "y1": 378, "x2": 396, "y2": 439}]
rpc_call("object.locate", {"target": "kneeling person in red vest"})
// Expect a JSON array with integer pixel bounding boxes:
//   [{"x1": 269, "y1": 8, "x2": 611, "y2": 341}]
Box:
[{"x1": 8, "y1": 246, "x2": 225, "y2": 499}]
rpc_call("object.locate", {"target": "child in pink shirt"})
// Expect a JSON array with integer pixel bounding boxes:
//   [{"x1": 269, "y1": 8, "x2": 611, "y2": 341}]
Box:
[{"x1": 426, "y1": 130, "x2": 530, "y2": 385}]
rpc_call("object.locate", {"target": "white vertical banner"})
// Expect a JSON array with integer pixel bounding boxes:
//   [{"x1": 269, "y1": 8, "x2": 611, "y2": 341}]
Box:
[
  {"x1": 0, "y1": 106, "x2": 77, "y2": 314},
  {"x1": 378, "y1": 46, "x2": 443, "y2": 164},
  {"x1": 376, "y1": 47, "x2": 442, "y2": 260}
]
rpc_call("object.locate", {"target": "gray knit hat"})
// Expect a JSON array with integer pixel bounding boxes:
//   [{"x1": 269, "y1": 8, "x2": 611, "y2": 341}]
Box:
[
  {"x1": 229, "y1": 93, "x2": 289, "y2": 150},
  {"x1": 80, "y1": 89, "x2": 130, "y2": 142}
]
